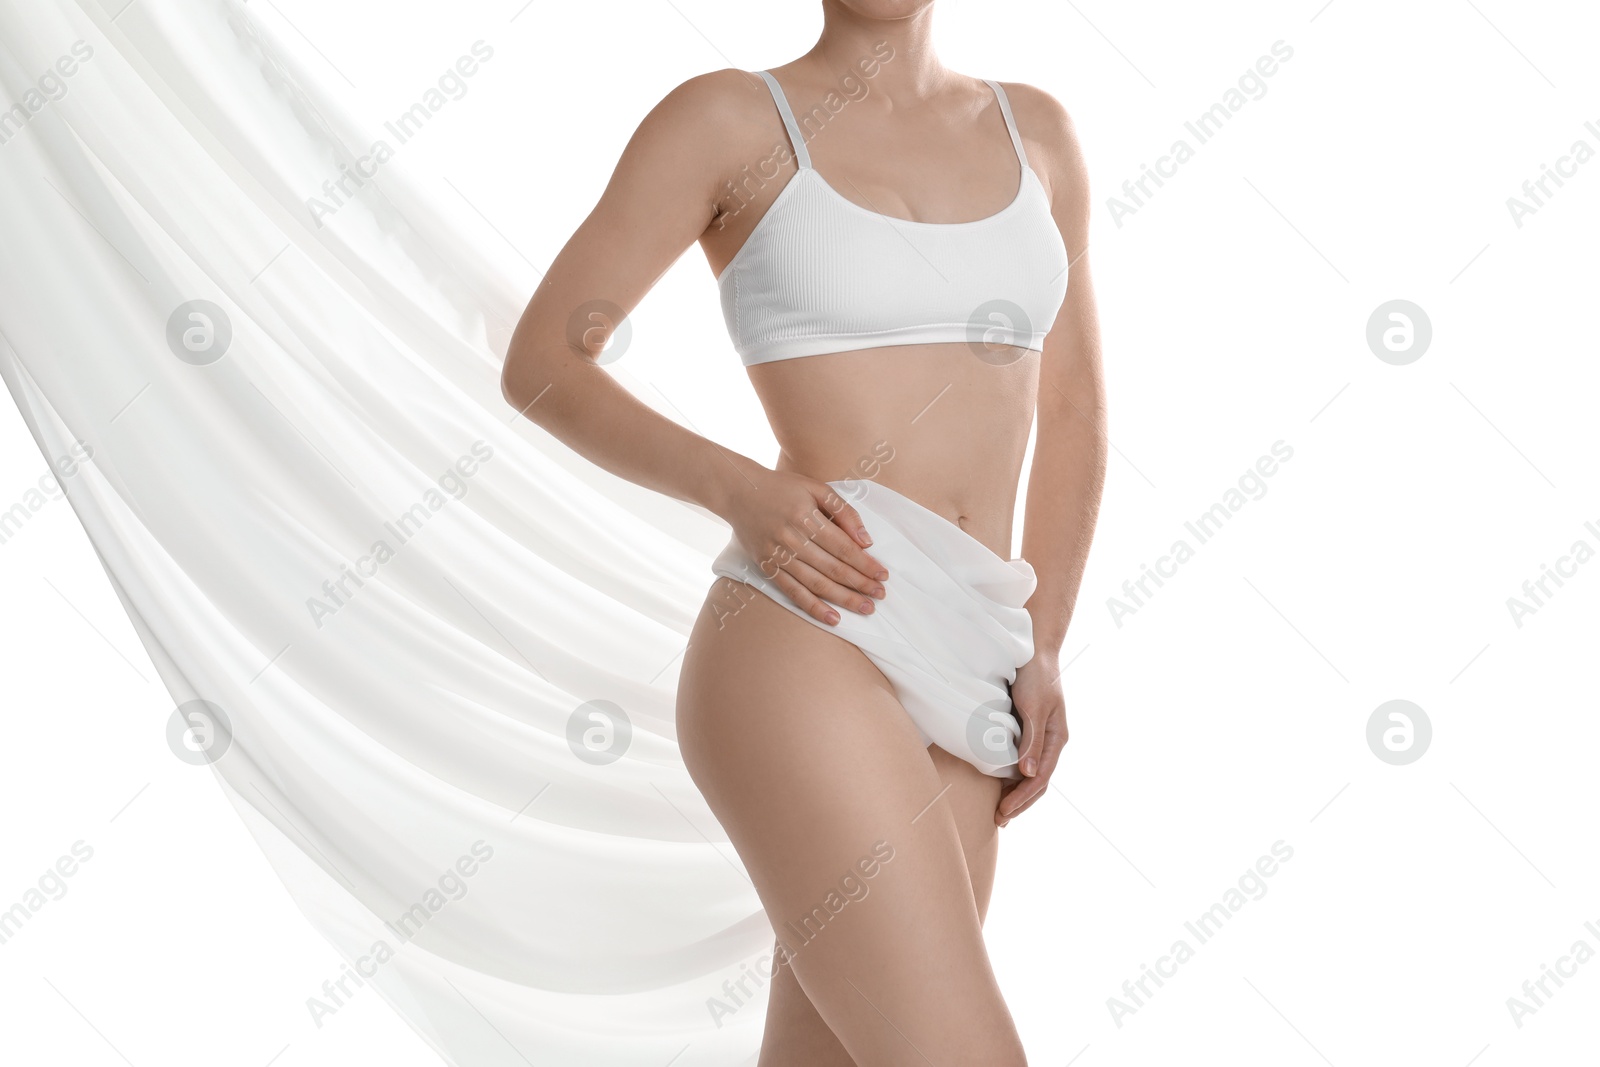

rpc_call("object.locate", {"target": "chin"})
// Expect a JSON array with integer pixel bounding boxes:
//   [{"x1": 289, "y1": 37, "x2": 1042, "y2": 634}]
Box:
[{"x1": 829, "y1": 0, "x2": 935, "y2": 18}]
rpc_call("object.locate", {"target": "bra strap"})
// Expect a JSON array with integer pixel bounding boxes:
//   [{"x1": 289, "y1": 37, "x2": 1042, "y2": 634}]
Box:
[
  {"x1": 757, "y1": 70, "x2": 812, "y2": 169},
  {"x1": 983, "y1": 79, "x2": 1029, "y2": 171}
]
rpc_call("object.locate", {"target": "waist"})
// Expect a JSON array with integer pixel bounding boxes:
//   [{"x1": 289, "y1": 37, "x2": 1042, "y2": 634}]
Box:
[{"x1": 748, "y1": 342, "x2": 1036, "y2": 559}]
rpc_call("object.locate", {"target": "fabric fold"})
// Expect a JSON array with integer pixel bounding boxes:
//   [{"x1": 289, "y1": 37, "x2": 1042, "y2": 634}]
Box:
[
  {"x1": 0, "y1": 3, "x2": 772, "y2": 1063},
  {"x1": 710, "y1": 478, "x2": 1038, "y2": 779}
]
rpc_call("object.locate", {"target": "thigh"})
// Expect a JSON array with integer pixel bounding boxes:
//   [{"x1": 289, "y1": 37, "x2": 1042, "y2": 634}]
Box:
[
  {"x1": 755, "y1": 744, "x2": 1008, "y2": 1067},
  {"x1": 676, "y1": 580, "x2": 1027, "y2": 1067},
  {"x1": 927, "y1": 741, "x2": 1006, "y2": 922}
]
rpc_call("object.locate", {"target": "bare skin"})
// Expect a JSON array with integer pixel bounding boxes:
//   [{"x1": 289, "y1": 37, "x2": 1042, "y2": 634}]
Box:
[{"x1": 500, "y1": 1, "x2": 1106, "y2": 1062}]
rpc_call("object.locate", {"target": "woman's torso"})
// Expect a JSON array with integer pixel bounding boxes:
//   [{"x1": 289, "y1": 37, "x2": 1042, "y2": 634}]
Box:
[{"x1": 699, "y1": 64, "x2": 1066, "y2": 559}]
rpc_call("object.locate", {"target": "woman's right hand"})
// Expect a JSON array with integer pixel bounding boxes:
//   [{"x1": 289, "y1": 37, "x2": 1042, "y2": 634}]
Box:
[{"x1": 719, "y1": 469, "x2": 889, "y2": 625}]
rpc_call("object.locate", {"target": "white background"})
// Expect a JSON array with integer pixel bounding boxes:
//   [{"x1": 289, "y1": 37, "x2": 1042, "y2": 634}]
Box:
[{"x1": 2, "y1": 0, "x2": 1597, "y2": 1064}]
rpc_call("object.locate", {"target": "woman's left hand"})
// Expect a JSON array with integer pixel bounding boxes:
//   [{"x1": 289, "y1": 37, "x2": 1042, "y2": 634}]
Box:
[{"x1": 996, "y1": 652, "x2": 1069, "y2": 826}]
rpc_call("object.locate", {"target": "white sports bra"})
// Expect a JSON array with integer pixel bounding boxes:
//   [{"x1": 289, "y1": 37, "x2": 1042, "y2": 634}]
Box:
[{"x1": 718, "y1": 70, "x2": 1070, "y2": 366}]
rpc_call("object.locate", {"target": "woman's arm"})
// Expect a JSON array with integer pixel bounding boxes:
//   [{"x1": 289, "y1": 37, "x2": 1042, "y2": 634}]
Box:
[
  {"x1": 500, "y1": 70, "x2": 758, "y2": 514},
  {"x1": 1023, "y1": 93, "x2": 1106, "y2": 662},
  {"x1": 999, "y1": 84, "x2": 1106, "y2": 823},
  {"x1": 500, "y1": 70, "x2": 888, "y2": 624}
]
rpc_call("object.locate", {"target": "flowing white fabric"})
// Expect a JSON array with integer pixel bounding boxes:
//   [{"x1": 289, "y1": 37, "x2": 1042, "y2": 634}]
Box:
[
  {"x1": 0, "y1": 2, "x2": 772, "y2": 1063},
  {"x1": 711, "y1": 478, "x2": 1038, "y2": 779}
]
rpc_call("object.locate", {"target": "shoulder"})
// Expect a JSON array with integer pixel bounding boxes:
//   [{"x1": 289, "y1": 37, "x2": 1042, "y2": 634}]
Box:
[
  {"x1": 990, "y1": 80, "x2": 1083, "y2": 168},
  {"x1": 988, "y1": 79, "x2": 1089, "y2": 216},
  {"x1": 595, "y1": 68, "x2": 793, "y2": 214},
  {"x1": 622, "y1": 68, "x2": 791, "y2": 182},
  {"x1": 635, "y1": 68, "x2": 780, "y2": 147}
]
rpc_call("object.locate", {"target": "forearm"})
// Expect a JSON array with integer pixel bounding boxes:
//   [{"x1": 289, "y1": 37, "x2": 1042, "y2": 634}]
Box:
[
  {"x1": 501, "y1": 342, "x2": 762, "y2": 520},
  {"x1": 1020, "y1": 385, "x2": 1107, "y2": 657}
]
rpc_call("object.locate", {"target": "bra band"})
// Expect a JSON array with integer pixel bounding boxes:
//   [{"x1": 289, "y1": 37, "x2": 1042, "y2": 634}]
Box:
[{"x1": 757, "y1": 70, "x2": 812, "y2": 168}]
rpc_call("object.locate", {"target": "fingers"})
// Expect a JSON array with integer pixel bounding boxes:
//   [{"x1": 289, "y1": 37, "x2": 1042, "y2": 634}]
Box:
[
  {"x1": 793, "y1": 538, "x2": 886, "y2": 604},
  {"x1": 763, "y1": 549, "x2": 883, "y2": 627},
  {"x1": 997, "y1": 703, "x2": 1068, "y2": 824},
  {"x1": 783, "y1": 553, "x2": 879, "y2": 619},
  {"x1": 752, "y1": 533, "x2": 880, "y2": 627},
  {"x1": 1015, "y1": 697, "x2": 1048, "y2": 779},
  {"x1": 997, "y1": 755, "x2": 1053, "y2": 822},
  {"x1": 812, "y1": 491, "x2": 889, "y2": 576},
  {"x1": 776, "y1": 488, "x2": 889, "y2": 600},
  {"x1": 744, "y1": 482, "x2": 893, "y2": 625},
  {"x1": 821, "y1": 498, "x2": 873, "y2": 548},
  {"x1": 996, "y1": 779, "x2": 1043, "y2": 826},
  {"x1": 769, "y1": 566, "x2": 842, "y2": 626},
  {"x1": 803, "y1": 508, "x2": 890, "y2": 592}
]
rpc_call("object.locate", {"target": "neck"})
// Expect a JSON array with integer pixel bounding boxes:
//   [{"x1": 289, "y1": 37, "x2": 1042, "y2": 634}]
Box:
[{"x1": 808, "y1": 1, "x2": 945, "y2": 103}]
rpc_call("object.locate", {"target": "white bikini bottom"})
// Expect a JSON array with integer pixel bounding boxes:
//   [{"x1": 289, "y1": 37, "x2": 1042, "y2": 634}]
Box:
[{"x1": 708, "y1": 478, "x2": 1038, "y2": 780}]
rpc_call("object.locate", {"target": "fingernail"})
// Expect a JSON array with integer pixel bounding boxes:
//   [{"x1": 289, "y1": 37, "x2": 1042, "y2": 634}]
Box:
[
  {"x1": 825, "y1": 611, "x2": 840, "y2": 625},
  {"x1": 859, "y1": 600, "x2": 873, "y2": 613},
  {"x1": 875, "y1": 569, "x2": 889, "y2": 581},
  {"x1": 859, "y1": 528, "x2": 873, "y2": 545},
  {"x1": 871, "y1": 586, "x2": 886, "y2": 599},
  {"x1": 1021, "y1": 757, "x2": 1037, "y2": 776}
]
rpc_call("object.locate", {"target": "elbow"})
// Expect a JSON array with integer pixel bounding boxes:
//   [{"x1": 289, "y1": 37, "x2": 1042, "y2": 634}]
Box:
[
  {"x1": 499, "y1": 361, "x2": 522, "y2": 412},
  {"x1": 501, "y1": 355, "x2": 545, "y2": 422},
  {"x1": 501, "y1": 337, "x2": 554, "y2": 419}
]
